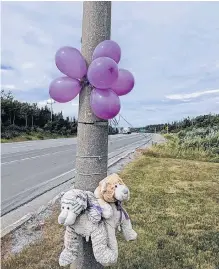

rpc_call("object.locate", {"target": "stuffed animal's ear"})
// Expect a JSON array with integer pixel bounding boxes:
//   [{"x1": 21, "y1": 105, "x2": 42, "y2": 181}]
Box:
[
  {"x1": 99, "y1": 179, "x2": 107, "y2": 193},
  {"x1": 119, "y1": 178, "x2": 125, "y2": 185},
  {"x1": 75, "y1": 192, "x2": 88, "y2": 210}
]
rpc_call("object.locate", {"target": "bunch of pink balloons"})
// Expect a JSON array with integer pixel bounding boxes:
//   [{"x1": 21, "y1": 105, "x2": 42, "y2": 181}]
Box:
[{"x1": 49, "y1": 40, "x2": 135, "y2": 120}]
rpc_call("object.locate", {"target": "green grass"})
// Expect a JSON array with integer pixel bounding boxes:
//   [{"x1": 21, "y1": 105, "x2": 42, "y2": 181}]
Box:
[
  {"x1": 147, "y1": 133, "x2": 219, "y2": 163},
  {"x1": 1, "y1": 137, "x2": 219, "y2": 269},
  {"x1": 112, "y1": 156, "x2": 219, "y2": 269}
]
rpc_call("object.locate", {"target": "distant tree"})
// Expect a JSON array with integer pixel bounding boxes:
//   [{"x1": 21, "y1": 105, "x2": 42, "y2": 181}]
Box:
[{"x1": 1, "y1": 90, "x2": 79, "y2": 139}]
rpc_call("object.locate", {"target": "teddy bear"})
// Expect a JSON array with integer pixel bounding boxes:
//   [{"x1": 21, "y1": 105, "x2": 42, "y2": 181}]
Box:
[
  {"x1": 94, "y1": 173, "x2": 137, "y2": 242},
  {"x1": 58, "y1": 189, "x2": 118, "y2": 267}
]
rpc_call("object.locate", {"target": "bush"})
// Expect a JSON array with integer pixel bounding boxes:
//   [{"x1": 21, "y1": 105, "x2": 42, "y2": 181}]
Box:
[
  {"x1": 36, "y1": 127, "x2": 44, "y2": 133},
  {"x1": 37, "y1": 134, "x2": 44, "y2": 140},
  {"x1": 25, "y1": 136, "x2": 32, "y2": 140},
  {"x1": 31, "y1": 126, "x2": 37, "y2": 132},
  {"x1": 1, "y1": 132, "x2": 13, "y2": 139},
  {"x1": 209, "y1": 157, "x2": 219, "y2": 163},
  {"x1": 66, "y1": 129, "x2": 72, "y2": 136},
  {"x1": 6, "y1": 124, "x2": 23, "y2": 132},
  {"x1": 1, "y1": 129, "x2": 20, "y2": 139}
]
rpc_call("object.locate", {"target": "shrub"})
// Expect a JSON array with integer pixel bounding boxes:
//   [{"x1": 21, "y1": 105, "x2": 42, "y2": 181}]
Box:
[
  {"x1": 1, "y1": 132, "x2": 13, "y2": 139},
  {"x1": 36, "y1": 127, "x2": 44, "y2": 133},
  {"x1": 37, "y1": 134, "x2": 44, "y2": 140},
  {"x1": 25, "y1": 136, "x2": 32, "y2": 140}
]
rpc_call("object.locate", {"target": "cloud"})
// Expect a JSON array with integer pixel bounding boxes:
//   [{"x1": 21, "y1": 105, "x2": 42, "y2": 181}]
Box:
[
  {"x1": 1, "y1": 1, "x2": 219, "y2": 126},
  {"x1": 166, "y1": 89, "x2": 219, "y2": 101}
]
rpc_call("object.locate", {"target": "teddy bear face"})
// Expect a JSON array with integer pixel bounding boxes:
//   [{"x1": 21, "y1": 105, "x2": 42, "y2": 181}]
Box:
[
  {"x1": 58, "y1": 189, "x2": 88, "y2": 226},
  {"x1": 114, "y1": 183, "x2": 129, "y2": 202},
  {"x1": 58, "y1": 203, "x2": 78, "y2": 226},
  {"x1": 99, "y1": 174, "x2": 130, "y2": 203}
]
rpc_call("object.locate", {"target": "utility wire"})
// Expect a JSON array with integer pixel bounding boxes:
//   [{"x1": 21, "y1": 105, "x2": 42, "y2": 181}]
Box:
[
  {"x1": 119, "y1": 114, "x2": 134, "y2": 128},
  {"x1": 119, "y1": 114, "x2": 152, "y2": 140}
]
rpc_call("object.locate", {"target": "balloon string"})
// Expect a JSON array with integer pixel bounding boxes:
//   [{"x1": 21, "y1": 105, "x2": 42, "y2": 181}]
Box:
[{"x1": 80, "y1": 76, "x2": 90, "y2": 88}]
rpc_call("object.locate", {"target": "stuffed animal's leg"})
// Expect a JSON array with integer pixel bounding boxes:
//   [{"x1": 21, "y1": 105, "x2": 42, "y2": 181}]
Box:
[
  {"x1": 59, "y1": 226, "x2": 80, "y2": 267},
  {"x1": 91, "y1": 223, "x2": 118, "y2": 266},
  {"x1": 121, "y1": 218, "x2": 137, "y2": 241}
]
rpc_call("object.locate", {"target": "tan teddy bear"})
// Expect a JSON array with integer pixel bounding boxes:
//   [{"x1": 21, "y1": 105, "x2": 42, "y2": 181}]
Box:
[{"x1": 94, "y1": 173, "x2": 137, "y2": 241}]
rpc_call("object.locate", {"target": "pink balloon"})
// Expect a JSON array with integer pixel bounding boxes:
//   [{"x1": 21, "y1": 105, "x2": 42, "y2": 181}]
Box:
[
  {"x1": 49, "y1": 77, "x2": 81, "y2": 103},
  {"x1": 92, "y1": 40, "x2": 121, "y2": 63},
  {"x1": 111, "y1": 69, "x2": 135, "y2": 96},
  {"x1": 87, "y1": 57, "x2": 118, "y2": 89},
  {"x1": 90, "y1": 88, "x2": 121, "y2": 120},
  {"x1": 55, "y1": 47, "x2": 87, "y2": 79}
]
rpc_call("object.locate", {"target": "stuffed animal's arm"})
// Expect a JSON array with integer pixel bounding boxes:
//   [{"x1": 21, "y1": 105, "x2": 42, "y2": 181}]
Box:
[
  {"x1": 59, "y1": 226, "x2": 80, "y2": 266},
  {"x1": 91, "y1": 223, "x2": 118, "y2": 266}
]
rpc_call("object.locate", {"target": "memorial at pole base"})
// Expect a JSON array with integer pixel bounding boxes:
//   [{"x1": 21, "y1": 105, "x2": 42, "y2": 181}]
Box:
[{"x1": 58, "y1": 174, "x2": 137, "y2": 267}]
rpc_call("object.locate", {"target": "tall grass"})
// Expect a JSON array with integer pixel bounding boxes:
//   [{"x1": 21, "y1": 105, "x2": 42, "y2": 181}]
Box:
[{"x1": 145, "y1": 126, "x2": 219, "y2": 163}]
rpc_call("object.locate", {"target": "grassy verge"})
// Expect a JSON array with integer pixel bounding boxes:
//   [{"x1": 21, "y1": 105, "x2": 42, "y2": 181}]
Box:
[
  {"x1": 1, "y1": 133, "x2": 76, "y2": 143},
  {"x1": 2, "y1": 138, "x2": 219, "y2": 269},
  {"x1": 149, "y1": 134, "x2": 219, "y2": 163},
  {"x1": 1, "y1": 204, "x2": 65, "y2": 269},
  {"x1": 113, "y1": 155, "x2": 219, "y2": 269}
]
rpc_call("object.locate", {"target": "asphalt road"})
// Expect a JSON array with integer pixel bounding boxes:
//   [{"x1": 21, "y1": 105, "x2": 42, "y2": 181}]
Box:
[{"x1": 1, "y1": 133, "x2": 151, "y2": 216}]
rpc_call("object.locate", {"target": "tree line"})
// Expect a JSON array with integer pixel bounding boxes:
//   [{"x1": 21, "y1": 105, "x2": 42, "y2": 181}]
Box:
[
  {"x1": 2, "y1": 89, "x2": 219, "y2": 140},
  {"x1": 134, "y1": 114, "x2": 219, "y2": 133},
  {"x1": 1, "y1": 90, "x2": 78, "y2": 139}
]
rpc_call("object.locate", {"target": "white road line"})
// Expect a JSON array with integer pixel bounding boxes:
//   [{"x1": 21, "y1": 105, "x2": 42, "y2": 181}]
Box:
[
  {"x1": 1, "y1": 142, "x2": 77, "y2": 156},
  {"x1": 109, "y1": 134, "x2": 144, "y2": 143},
  {"x1": 109, "y1": 137, "x2": 150, "y2": 157},
  {"x1": 1, "y1": 132, "x2": 145, "y2": 159},
  {"x1": 11, "y1": 145, "x2": 29, "y2": 149},
  {"x1": 1, "y1": 149, "x2": 73, "y2": 165},
  {"x1": 1, "y1": 134, "x2": 146, "y2": 164},
  {"x1": 2, "y1": 136, "x2": 128, "y2": 152},
  {"x1": 10, "y1": 141, "x2": 73, "y2": 149},
  {"x1": 1, "y1": 137, "x2": 76, "y2": 145},
  {"x1": 2, "y1": 137, "x2": 149, "y2": 205},
  {"x1": 2, "y1": 134, "x2": 139, "y2": 147}
]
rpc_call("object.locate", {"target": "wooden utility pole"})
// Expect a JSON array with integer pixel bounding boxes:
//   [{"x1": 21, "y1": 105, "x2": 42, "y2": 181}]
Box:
[
  {"x1": 73, "y1": 2, "x2": 111, "y2": 268},
  {"x1": 47, "y1": 99, "x2": 55, "y2": 122}
]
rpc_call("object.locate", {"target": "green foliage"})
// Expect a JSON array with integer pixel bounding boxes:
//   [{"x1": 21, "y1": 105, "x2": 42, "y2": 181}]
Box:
[
  {"x1": 1, "y1": 89, "x2": 78, "y2": 140},
  {"x1": 135, "y1": 114, "x2": 219, "y2": 133},
  {"x1": 145, "y1": 127, "x2": 219, "y2": 163}
]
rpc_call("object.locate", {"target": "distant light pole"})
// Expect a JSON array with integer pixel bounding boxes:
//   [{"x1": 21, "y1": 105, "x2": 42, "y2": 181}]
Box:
[{"x1": 47, "y1": 99, "x2": 55, "y2": 122}]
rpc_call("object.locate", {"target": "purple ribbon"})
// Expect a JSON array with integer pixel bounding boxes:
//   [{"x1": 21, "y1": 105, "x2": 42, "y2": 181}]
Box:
[
  {"x1": 115, "y1": 201, "x2": 130, "y2": 223},
  {"x1": 90, "y1": 204, "x2": 103, "y2": 214}
]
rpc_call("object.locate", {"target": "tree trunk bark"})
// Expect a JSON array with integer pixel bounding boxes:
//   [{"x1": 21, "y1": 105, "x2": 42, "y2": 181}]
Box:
[{"x1": 13, "y1": 113, "x2": 15, "y2": 125}]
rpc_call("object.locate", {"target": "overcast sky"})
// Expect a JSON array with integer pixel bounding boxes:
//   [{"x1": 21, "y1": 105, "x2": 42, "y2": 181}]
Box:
[{"x1": 1, "y1": 1, "x2": 219, "y2": 127}]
